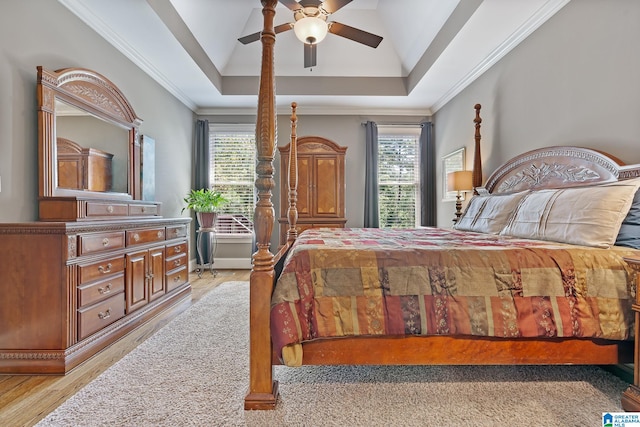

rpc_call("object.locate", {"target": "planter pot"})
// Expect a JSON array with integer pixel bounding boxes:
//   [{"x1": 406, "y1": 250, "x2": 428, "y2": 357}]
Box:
[{"x1": 196, "y1": 212, "x2": 217, "y2": 229}]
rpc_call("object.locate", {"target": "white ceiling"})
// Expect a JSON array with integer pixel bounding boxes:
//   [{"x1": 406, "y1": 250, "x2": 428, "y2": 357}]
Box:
[{"x1": 58, "y1": 0, "x2": 570, "y2": 115}]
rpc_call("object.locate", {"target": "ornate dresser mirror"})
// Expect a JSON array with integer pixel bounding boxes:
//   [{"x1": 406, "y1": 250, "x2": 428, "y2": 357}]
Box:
[{"x1": 37, "y1": 66, "x2": 160, "y2": 221}]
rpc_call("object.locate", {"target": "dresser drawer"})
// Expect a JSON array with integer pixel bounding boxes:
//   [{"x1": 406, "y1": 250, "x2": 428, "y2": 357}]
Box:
[
  {"x1": 126, "y1": 228, "x2": 165, "y2": 245},
  {"x1": 166, "y1": 224, "x2": 188, "y2": 240},
  {"x1": 129, "y1": 204, "x2": 159, "y2": 216},
  {"x1": 166, "y1": 241, "x2": 187, "y2": 258},
  {"x1": 79, "y1": 256, "x2": 126, "y2": 284},
  {"x1": 79, "y1": 231, "x2": 125, "y2": 255},
  {"x1": 78, "y1": 292, "x2": 125, "y2": 340},
  {"x1": 166, "y1": 266, "x2": 188, "y2": 292},
  {"x1": 78, "y1": 273, "x2": 125, "y2": 307},
  {"x1": 85, "y1": 201, "x2": 129, "y2": 217},
  {"x1": 165, "y1": 253, "x2": 187, "y2": 272}
]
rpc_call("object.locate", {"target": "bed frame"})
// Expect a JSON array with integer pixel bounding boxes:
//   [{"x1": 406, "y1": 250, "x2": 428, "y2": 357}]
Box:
[{"x1": 244, "y1": 0, "x2": 640, "y2": 410}]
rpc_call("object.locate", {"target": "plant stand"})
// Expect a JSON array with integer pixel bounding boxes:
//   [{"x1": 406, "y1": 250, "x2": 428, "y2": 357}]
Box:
[{"x1": 195, "y1": 227, "x2": 217, "y2": 278}]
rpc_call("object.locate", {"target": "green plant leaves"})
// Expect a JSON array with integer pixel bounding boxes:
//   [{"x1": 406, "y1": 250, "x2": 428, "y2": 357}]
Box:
[{"x1": 182, "y1": 188, "x2": 228, "y2": 213}]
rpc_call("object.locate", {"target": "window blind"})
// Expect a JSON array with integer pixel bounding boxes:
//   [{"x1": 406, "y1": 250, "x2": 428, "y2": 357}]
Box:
[
  {"x1": 209, "y1": 127, "x2": 256, "y2": 223},
  {"x1": 377, "y1": 131, "x2": 420, "y2": 228}
]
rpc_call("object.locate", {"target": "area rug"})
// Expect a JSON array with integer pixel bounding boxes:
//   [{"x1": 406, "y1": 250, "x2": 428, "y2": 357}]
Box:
[{"x1": 37, "y1": 281, "x2": 629, "y2": 426}]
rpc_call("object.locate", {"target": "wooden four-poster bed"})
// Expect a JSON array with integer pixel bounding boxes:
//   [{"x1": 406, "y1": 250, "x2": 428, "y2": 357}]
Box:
[{"x1": 244, "y1": 0, "x2": 640, "y2": 411}]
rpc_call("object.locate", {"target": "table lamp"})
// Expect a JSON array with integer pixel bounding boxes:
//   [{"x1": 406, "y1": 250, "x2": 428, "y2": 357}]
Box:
[{"x1": 447, "y1": 170, "x2": 474, "y2": 224}]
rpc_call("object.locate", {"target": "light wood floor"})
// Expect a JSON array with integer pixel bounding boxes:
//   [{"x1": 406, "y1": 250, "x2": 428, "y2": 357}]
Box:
[{"x1": 0, "y1": 270, "x2": 250, "y2": 427}]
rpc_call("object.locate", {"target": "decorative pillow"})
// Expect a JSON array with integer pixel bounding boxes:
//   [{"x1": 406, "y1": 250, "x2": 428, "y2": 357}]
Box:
[
  {"x1": 615, "y1": 188, "x2": 640, "y2": 249},
  {"x1": 454, "y1": 191, "x2": 529, "y2": 234},
  {"x1": 501, "y1": 178, "x2": 640, "y2": 248}
]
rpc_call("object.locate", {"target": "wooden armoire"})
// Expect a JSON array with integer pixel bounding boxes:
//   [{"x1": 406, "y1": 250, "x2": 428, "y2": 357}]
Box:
[{"x1": 278, "y1": 136, "x2": 347, "y2": 245}]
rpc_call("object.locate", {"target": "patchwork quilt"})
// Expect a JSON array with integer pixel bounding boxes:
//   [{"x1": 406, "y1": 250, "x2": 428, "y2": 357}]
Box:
[{"x1": 270, "y1": 228, "x2": 638, "y2": 363}]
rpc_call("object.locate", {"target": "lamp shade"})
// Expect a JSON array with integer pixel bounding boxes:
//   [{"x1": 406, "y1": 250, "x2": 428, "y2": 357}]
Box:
[
  {"x1": 294, "y1": 17, "x2": 328, "y2": 44},
  {"x1": 447, "y1": 170, "x2": 474, "y2": 192}
]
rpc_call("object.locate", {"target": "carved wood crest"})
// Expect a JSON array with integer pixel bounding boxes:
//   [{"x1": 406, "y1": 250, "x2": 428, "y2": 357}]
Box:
[{"x1": 497, "y1": 162, "x2": 601, "y2": 192}]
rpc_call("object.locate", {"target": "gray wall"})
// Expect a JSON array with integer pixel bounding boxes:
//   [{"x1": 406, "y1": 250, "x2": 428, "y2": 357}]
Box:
[
  {"x1": 0, "y1": 0, "x2": 193, "y2": 222},
  {"x1": 433, "y1": 0, "x2": 640, "y2": 227}
]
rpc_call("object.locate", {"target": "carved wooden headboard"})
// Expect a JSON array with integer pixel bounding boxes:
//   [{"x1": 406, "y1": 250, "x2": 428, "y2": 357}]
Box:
[{"x1": 482, "y1": 146, "x2": 640, "y2": 194}]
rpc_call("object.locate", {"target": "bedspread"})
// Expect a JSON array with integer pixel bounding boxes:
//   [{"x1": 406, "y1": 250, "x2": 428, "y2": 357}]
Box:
[{"x1": 271, "y1": 227, "x2": 639, "y2": 364}]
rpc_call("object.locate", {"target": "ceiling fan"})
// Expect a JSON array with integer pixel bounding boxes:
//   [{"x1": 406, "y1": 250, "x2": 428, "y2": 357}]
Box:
[{"x1": 238, "y1": 0, "x2": 383, "y2": 68}]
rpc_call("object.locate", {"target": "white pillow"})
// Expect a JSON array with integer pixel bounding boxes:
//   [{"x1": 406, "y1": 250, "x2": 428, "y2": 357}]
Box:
[
  {"x1": 500, "y1": 178, "x2": 640, "y2": 248},
  {"x1": 454, "y1": 191, "x2": 529, "y2": 234}
]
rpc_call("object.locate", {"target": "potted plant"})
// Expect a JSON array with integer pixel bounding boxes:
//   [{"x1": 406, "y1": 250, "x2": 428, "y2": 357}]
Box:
[{"x1": 182, "y1": 188, "x2": 228, "y2": 229}]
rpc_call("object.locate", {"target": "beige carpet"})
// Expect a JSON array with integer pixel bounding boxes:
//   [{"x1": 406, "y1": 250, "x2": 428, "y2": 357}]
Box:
[{"x1": 37, "y1": 281, "x2": 628, "y2": 427}]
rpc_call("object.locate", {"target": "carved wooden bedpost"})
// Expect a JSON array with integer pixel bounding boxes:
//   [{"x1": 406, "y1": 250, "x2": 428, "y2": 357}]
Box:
[
  {"x1": 472, "y1": 104, "x2": 482, "y2": 191},
  {"x1": 287, "y1": 102, "x2": 299, "y2": 244},
  {"x1": 245, "y1": 0, "x2": 279, "y2": 410}
]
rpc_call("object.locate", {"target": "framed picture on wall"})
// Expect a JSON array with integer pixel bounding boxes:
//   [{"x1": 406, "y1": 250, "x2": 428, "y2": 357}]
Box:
[{"x1": 442, "y1": 147, "x2": 465, "y2": 201}]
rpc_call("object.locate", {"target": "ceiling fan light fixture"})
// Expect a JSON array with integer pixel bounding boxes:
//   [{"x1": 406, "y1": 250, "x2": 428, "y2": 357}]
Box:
[{"x1": 294, "y1": 16, "x2": 328, "y2": 44}]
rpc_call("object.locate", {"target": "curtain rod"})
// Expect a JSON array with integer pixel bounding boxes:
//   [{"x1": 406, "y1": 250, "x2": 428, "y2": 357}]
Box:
[{"x1": 361, "y1": 122, "x2": 424, "y2": 127}]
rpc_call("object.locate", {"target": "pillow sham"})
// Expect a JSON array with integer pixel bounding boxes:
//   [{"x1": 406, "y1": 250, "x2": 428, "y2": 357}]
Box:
[
  {"x1": 500, "y1": 178, "x2": 640, "y2": 248},
  {"x1": 454, "y1": 191, "x2": 529, "y2": 234},
  {"x1": 615, "y1": 188, "x2": 640, "y2": 249}
]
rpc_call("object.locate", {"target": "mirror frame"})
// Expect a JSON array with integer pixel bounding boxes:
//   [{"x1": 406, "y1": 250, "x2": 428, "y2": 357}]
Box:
[{"x1": 37, "y1": 66, "x2": 142, "y2": 200}]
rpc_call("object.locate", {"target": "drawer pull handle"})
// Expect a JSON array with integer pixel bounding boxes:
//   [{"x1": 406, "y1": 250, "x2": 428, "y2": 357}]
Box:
[
  {"x1": 146, "y1": 273, "x2": 155, "y2": 280},
  {"x1": 174, "y1": 260, "x2": 181, "y2": 266},
  {"x1": 174, "y1": 247, "x2": 182, "y2": 253},
  {"x1": 132, "y1": 233, "x2": 140, "y2": 242},
  {"x1": 174, "y1": 275, "x2": 181, "y2": 282},
  {"x1": 107, "y1": 205, "x2": 114, "y2": 213},
  {"x1": 98, "y1": 283, "x2": 112, "y2": 294},
  {"x1": 157, "y1": 231, "x2": 163, "y2": 238},
  {"x1": 141, "y1": 206, "x2": 146, "y2": 213},
  {"x1": 102, "y1": 238, "x2": 109, "y2": 247},
  {"x1": 98, "y1": 263, "x2": 112, "y2": 274},
  {"x1": 98, "y1": 309, "x2": 111, "y2": 320}
]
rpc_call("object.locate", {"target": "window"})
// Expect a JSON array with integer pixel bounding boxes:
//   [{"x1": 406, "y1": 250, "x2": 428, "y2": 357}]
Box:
[
  {"x1": 209, "y1": 125, "x2": 256, "y2": 231},
  {"x1": 377, "y1": 127, "x2": 421, "y2": 228}
]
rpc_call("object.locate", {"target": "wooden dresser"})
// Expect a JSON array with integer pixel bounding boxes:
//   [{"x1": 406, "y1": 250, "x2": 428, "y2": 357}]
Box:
[
  {"x1": 0, "y1": 67, "x2": 193, "y2": 374},
  {"x1": 278, "y1": 136, "x2": 347, "y2": 245},
  {"x1": 0, "y1": 218, "x2": 190, "y2": 374}
]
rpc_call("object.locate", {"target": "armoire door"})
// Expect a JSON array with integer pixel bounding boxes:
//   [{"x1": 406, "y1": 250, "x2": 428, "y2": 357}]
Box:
[
  {"x1": 312, "y1": 155, "x2": 340, "y2": 217},
  {"x1": 297, "y1": 155, "x2": 312, "y2": 217}
]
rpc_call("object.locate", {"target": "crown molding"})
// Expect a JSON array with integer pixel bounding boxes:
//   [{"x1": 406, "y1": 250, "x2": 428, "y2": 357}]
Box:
[
  {"x1": 197, "y1": 105, "x2": 432, "y2": 117},
  {"x1": 57, "y1": 0, "x2": 198, "y2": 111}
]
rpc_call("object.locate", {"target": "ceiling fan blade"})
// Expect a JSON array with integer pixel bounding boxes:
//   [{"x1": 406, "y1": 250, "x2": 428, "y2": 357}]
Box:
[
  {"x1": 328, "y1": 21, "x2": 383, "y2": 48},
  {"x1": 275, "y1": 22, "x2": 295, "y2": 34},
  {"x1": 298, "y1": 0, "x2": 323, "y2": 8},
  {"x1": 238, "y1": 31, "x2": 261, "y2": 45},
  {"x1": 238, "y1": 23, "x2": 293, "y2": 45},
  {"x1": 279, "y1": 0, "x2": 302, "y2": 11},
  {"x1": 304, "y1": 43, "x2": 317, "y2": 68},
  {"x1": 320, "y1": 0, "x2": 352, "y2": 14}
]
